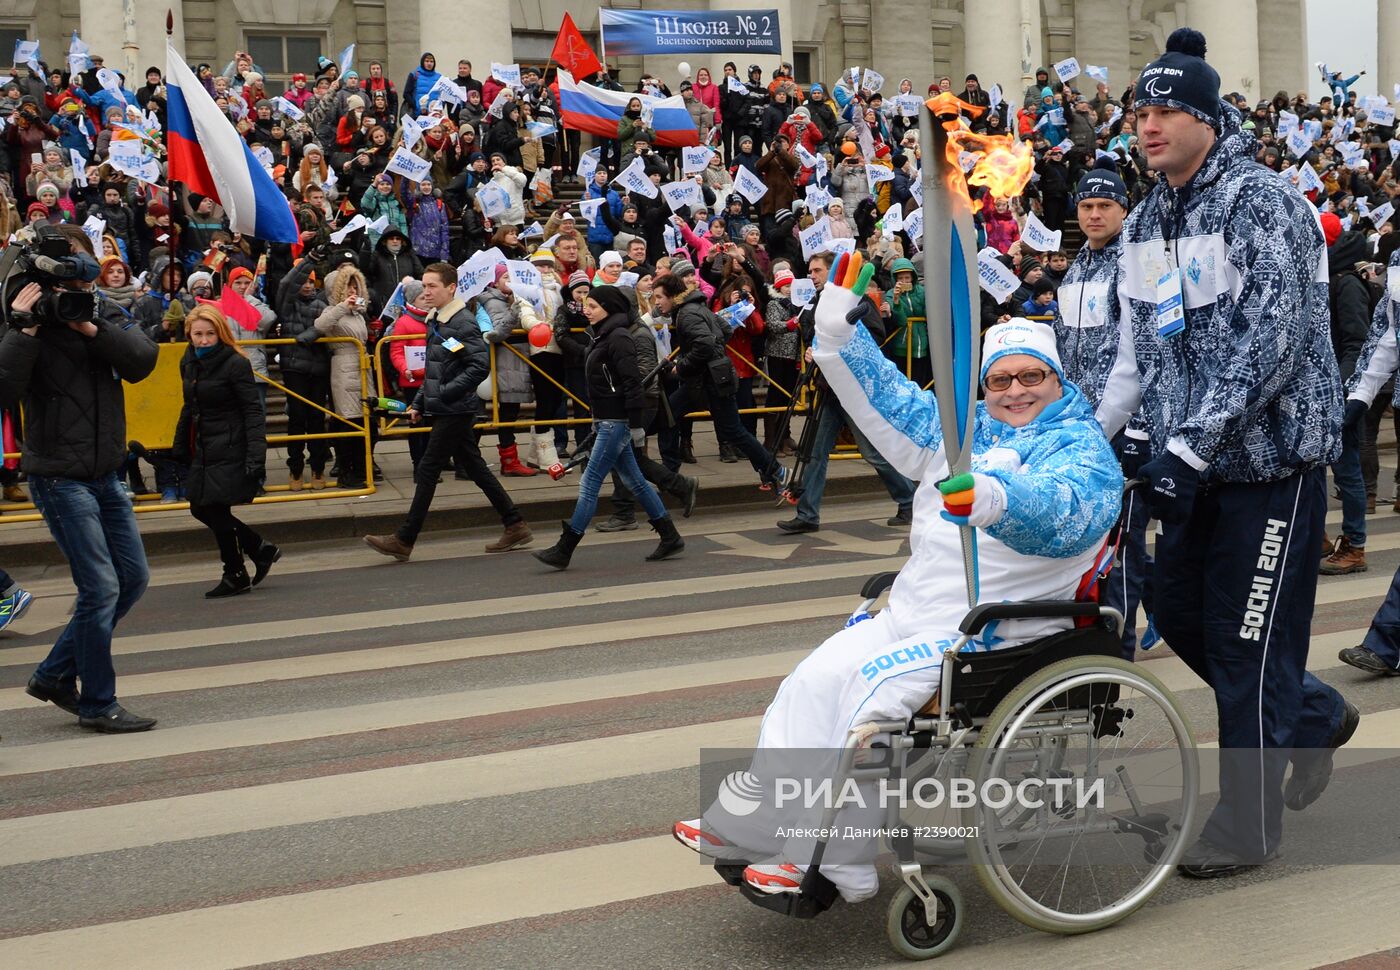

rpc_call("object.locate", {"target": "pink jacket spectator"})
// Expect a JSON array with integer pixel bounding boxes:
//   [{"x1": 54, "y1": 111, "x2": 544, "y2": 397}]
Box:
[{"x1": 983, "y1": 206, "x2": 1021, "y2": 255}]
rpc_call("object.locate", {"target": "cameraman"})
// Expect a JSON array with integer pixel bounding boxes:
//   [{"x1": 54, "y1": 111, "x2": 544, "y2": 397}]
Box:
[{"x1": 0, "y1": 225, "x2": 159, "y2": 733}]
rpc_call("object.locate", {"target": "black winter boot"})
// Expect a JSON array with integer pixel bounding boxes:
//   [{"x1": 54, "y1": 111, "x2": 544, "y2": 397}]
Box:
[
  {"x1": 533, "y1": 522, "x2": 584, "y2": 570},
  {"x1": 669, "y1": 474, "x2": 699, "y2": 518},
  {"x1": 208, "y1": 531, "x2": 251, "y2": 598},
  {"x1": 646, "y1": 516, "x2": 685, "y2": 561},
  {"x1": 206, "y1": 567, "x2": 252, "y2": 598},
  {"x1": 249, "y1": 541, "x2": 282, "y2": 586}
]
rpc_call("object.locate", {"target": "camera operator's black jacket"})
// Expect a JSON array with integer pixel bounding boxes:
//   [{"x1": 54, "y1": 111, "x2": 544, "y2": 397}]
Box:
[{"x1": 0, "y1": 303, "x2": 158, "y2": 480}]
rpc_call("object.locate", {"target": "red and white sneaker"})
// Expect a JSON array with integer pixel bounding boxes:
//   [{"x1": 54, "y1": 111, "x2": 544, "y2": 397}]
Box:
[
  {"x1": 672, "y1": 818, "x2": 730, "y2": 855},
  {"x1": 743, "y1": 862, "x2": 805, "y2": 894}
]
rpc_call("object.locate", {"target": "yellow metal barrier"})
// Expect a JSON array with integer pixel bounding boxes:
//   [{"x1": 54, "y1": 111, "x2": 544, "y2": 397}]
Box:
[
  {"x1": 373, "y1": 326, "x2": 812, "y2": 434},
  {"x1": 1, "y1": 336, "x2": 375, "y2": 523}
]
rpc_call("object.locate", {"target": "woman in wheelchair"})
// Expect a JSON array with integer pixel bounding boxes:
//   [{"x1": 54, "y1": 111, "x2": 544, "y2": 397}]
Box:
[{"x1": 673, "y1": 277, "x2": 1124, "y2": 905}]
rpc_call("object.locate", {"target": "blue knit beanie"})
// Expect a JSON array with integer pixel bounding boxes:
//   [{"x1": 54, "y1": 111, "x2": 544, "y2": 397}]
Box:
[{"x1": 1134, "y1": 28, "x2": 1221, "y2": 126}]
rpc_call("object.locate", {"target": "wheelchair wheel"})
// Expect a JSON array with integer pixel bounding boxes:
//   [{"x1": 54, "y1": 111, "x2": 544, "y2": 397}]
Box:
[
  {"x1": 885, "y1": 876, "x2": 963, "y2": 960},
  {"x1": 963, "y1": 656, "x2": 1198, "y2": 936}
]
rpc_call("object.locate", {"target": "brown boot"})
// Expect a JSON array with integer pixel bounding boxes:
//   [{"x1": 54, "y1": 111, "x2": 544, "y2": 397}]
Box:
[
  {"x1": 310, "y1": 472, "x2": 327, "y2": 490},
  {"x1": 2, "y1": 485, "x2": 25, "y2": 502},
  {"x1": 486, "y1": 520, "x2": 533, "y2": 552},
  {"x1": 364, "y1": 534, "x2": 414, "y2": 561},
  {"x1": 1367, "y1": 494, "x2": 1376, "y2": 514},
  {"x1": 1321, "y1": 533, "x2": 1333, "y2": 558},
  {"x1": 288, "y1": 475, "x2": 305, "y2": 493},
  {"x1": 1320, "y1": 537, "x2": 1367, "y2": 575}
]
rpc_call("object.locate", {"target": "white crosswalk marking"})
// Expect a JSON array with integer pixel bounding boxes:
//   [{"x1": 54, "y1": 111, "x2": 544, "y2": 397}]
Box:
[{"x1": 1, "y1": 497, "x2": 1397, "y2": 969}]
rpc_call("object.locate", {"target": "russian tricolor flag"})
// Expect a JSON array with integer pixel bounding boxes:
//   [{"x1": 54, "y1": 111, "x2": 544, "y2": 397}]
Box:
[
  {"x1": 557, "y1": 70, "x2": 699, "y2": 148},
  {"x1": 166, "y1": 39, "x2": 298, "y2": 244}
]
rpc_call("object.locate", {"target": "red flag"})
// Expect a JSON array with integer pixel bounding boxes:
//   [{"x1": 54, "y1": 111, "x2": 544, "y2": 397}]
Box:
[
  {"x1": 197, "y1": 285, "x2": 264, "y2": 334},
  {"x1": 551, "y1": 13, "x2": 603, "y2": 80}
]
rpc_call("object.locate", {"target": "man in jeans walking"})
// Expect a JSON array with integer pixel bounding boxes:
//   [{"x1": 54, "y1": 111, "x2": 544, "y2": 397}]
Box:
[
  {"x1": 0, "y1": 233, "x2": 159, "y2": 732},
  {"x1": 1319, "y1": 211, "x2": 1370, "y2": 575},
  {"x1": 364, "y1": 263, "x2": 532, "y2": 559}
]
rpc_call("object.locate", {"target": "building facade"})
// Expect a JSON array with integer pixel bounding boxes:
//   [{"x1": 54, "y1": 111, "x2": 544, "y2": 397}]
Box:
[{"x1": 0, "y1": 0, "x2": 1369, "y2": 105}]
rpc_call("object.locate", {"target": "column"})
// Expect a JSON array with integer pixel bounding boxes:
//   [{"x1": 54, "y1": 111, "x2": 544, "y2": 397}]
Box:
[
  {"x1": 1256, "y1": 0, "x2": 1305, "y2": 100},
  {"x1": 131, "y1": 0, "x2": 186, "y2": 79},
  {"x1": 78, "y1": 0, "x2": 123, "y2": 72},
  {"x1": 79, "y1": 0, "x2": 185, "y2": 82},
  {"x1": 1019, "y1": 0, "x2": 1043, "y2": 88},
  {"x1": 420, "y1": 0, "x2": 513, "y2": 82},
  {"x1": 963, "y1": 0, "x2": 1024, "y2": 97},
  {"x1": 1381, "y1": 0, "x2": 1400, "y2": 106},
  {"x1": 1185, "y1": 0, "x2": 1260, "y2": 102},
  {"x1": 872, "y1": 0, "x2": 939, "y2": 97},
  {"x1": 1073, "y1": 0, "x2": 1129, "y2": 95}
]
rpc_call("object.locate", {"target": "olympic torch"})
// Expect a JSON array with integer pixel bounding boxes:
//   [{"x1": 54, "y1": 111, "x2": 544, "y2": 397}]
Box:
[
  {"x1": 919, "y1": 94, "x2": 984, "y2": 609},
  {"x1": 914, "y1": 96, "x2": 1034, "y2": 608}
]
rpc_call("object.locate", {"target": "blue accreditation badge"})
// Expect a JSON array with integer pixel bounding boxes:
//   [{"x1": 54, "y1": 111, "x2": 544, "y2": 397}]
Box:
[{"x1": 1155, "y1": 268, "x2": 1185, "y2": 339}]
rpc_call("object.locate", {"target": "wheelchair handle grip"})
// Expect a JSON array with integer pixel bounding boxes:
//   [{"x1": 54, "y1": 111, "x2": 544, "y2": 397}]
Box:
[
  {"x1": 860, "y1": 571, "x2": 899, "y2": 600},
  {"x1": 958, "y1": 600, "x2": 1102, "y2": 636}
]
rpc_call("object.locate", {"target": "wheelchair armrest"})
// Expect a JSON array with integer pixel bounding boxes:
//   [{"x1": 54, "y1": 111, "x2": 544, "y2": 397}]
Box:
[
  {"x1": 957, "y1": 600, "x2": 1101, "y2": 636},
  {"x1": 860, "y1": 571, "x2": 900, "y2": 600}
]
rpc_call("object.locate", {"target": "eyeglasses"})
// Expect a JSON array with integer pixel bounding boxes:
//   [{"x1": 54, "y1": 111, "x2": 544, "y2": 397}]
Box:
[{"x1": 983, "y1": 368, "x2": 1052, "y2": 392}]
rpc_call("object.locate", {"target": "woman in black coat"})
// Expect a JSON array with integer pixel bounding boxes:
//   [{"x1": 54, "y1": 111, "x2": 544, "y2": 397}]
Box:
[
  {"x1": 173, "y1": 305, "x2": 281, "y2": 598},
  {"x1": 533, "y1": 285, "x2": 683, "y2": 570}
]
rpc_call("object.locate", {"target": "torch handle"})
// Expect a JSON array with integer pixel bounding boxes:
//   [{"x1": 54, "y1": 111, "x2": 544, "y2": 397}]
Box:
[{"x1": 919, "y1": 100, "x2": 980, "y2": 609}]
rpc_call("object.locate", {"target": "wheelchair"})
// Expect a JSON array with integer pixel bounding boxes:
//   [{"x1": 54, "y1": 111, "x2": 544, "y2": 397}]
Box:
[{"x1": 712, "y1": 572, "x2": 1200, "y2": 960}]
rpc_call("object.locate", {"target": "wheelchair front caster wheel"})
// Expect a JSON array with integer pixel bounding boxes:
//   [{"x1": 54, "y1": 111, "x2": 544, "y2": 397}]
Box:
[{"x1": 886, "y1": 876, "x2": 963, "y2": 960}]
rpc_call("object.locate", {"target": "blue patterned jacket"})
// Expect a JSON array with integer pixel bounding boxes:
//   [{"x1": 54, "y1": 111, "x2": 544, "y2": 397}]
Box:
[
  {"x1": 1054, "y1": 233, "x2": 1124, "y2": 422},
  {"x1": 812, "y1": 286, "x2": 1123, "y2": 644},
  {"x1": 1102, "y1": 103, "x2": 1342, "y2": 482}
]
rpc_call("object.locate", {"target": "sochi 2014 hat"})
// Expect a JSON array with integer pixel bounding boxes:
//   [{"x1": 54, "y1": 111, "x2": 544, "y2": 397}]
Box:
[
  {"x1": 1134, "y1": 27, "x2": 1221, "y2": 126},
  {"x1": 1075, "y1": 157, "x2": 1129, "y2": 208},
  {"x1": 980, "y1": 318, "x2": 1064, "y2": 383}
]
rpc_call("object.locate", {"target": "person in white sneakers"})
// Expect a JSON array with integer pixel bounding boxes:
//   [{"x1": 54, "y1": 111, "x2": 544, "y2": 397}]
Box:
[{"x1": 674, "y1": 273, "x2": 1123, "y2": 904}]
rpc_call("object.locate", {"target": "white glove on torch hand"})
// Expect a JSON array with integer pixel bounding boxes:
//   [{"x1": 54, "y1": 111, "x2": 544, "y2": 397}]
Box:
[
  {"x1": 811, "y1": 250, "x2": 876, "y2": 348},
  {"x1": 812, "y1": 277, "x2": 863, "y2": 347},
  {"x1": 938, "y1": 471, "x2": 1007, "y2": 528}
]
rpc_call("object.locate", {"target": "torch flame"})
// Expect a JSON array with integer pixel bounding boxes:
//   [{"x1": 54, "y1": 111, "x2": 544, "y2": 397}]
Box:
[
  {"x1": 923, "y1": 94, "x2": 1033, "y2": 212},
  {"x1": 960, "y1": 133, "x2": 1035, "y2": 203}
]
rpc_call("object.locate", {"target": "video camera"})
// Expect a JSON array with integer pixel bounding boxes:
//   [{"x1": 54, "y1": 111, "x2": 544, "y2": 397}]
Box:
[{"x1": 0, "y1": 224, "x2": 101, "y2": 328}]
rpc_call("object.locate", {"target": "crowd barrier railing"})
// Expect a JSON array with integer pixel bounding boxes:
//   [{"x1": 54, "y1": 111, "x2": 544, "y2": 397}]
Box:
[{"x1": 0, "y1": 336, "x2": 375, "y2": 524}]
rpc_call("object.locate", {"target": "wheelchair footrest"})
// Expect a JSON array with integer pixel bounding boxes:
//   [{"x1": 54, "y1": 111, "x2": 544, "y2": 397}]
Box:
[
  {"x1": 1114, "y1": 812, "x2": 1170, "y2": 842},
  {"x1": 713, "y1": 861, "x2": 749, "y2": 887},
  {"x1": 736, "y1": 868, "x2": 840, "y2": 919}
]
